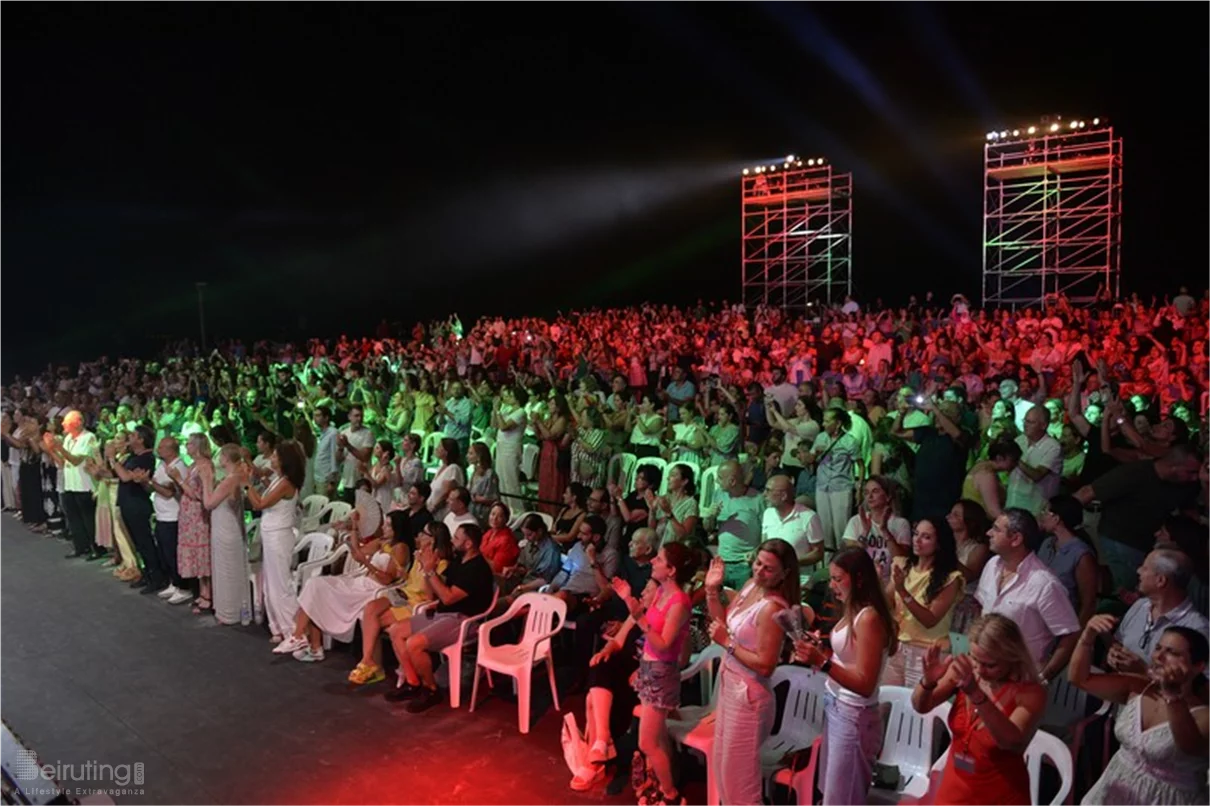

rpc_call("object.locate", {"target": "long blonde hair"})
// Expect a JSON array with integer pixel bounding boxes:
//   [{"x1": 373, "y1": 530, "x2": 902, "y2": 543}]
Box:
[{"x1": 968, "y1": 614, "x2": 1039, "y2": 683}]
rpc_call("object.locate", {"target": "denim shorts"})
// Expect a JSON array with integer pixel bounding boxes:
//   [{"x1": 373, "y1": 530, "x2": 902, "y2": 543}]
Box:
[{"x1": 635, "y1": 658, "x2": 680, "y2": 711}]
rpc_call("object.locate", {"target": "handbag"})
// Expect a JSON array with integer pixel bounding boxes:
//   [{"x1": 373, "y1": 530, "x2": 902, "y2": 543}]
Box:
[{"x1": 560, "y1": 712, "x2": 591, "y2": 779}]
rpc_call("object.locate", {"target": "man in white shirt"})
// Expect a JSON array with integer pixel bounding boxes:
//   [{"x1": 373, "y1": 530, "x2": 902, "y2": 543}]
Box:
[
  {"x1": 442, "y1": 487, "x2": 478, "y2": 535},
  {"x1": 142, "y1": 438, "x2": 192, "y2": 605},
  {"x1": 47, "y1": 410, "x2": 102, "y2": 560},
  {"x1": 336, "y1": 405, "x2": 375, "y2": 503},
  {"x1": 312, "y1": 406, "x2": 339, "y2": 499},
  {"x1": 763, "y1": 367, "x2": 799, "y2": 418},
  {"x1": 977, "y1": 509, "x2": 1080, "y2": 683},
  {"x1": 1005, "y1": 406, "x2": 1061, "y2": 515},
  {"x1": 761, "y1": 474, "x2": 825, "y2": 591}
]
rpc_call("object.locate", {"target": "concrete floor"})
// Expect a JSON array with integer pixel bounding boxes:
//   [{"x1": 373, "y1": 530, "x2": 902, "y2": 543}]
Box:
[{"x1": 1, "y1": 514, "x2": 657, "y2": 804}]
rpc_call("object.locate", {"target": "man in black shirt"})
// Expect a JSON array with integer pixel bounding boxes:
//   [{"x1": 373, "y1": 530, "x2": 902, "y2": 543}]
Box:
[
  {"x1": 386, "y1": 522, "x2": 494, "y2": 713},
  {"x1": 400, "y1": 481, "x2": 434, "y2": 543}
]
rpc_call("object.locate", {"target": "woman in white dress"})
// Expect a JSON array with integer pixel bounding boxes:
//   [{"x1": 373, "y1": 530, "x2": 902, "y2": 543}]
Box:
[
  {"x1": 275, "y1": 509, "x2": 410, "y2": 662},
  {"x1": 427, "y1": 438, "x2": 466, "y2": 521},
  {"x1": 492, "y1": 386, "x2": 528, "y2": 510},
  {"x1": 240, "y1": 441, "x2": 303, "y2": 643},
  {"x1": 368, "y1": 440, "x2": 400, "y2": 515},
  {"x1": 201, "y1": 444, "x2": 251, "y2": 626},
  {"x1": 1073, "y1": 617, "x2": 1208, "y2": 805},
  {"x1": 396, "y1": 433, "x2": 424, "y2": 507}
]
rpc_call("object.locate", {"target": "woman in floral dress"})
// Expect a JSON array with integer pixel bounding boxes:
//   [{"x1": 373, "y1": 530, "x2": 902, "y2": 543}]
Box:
[{"x1": 169, "y1": 434, "x2": 213, "y2": 614}]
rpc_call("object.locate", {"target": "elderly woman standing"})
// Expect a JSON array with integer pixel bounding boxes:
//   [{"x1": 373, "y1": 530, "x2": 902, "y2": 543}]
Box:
[{"x1": 167, "y1": 434, "x2": 214, "y2": 615}]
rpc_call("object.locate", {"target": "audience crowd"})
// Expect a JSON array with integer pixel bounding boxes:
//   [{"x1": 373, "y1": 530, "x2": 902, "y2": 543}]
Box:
[{"x1": 3, "y1": 286, "x2": 1208, "y2": 806}]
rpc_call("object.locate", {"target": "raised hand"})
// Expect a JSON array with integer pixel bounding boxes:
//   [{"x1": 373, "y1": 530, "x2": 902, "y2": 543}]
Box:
[
  {"x1": 891, "y1": 562, "x2": 907, "y2": 593},
  {"x1": 922, "y1": 641, "x2": 952, "y2": 686},
  {"x1": 704, "y1": 556, "x2": 725, "y2": 591},
  {"x1": 1083, "y1": 614, "x2": 1118, "y2": 640},
  {"x1": 609, "y1": 576, "x2": 632, "y2": 602}
]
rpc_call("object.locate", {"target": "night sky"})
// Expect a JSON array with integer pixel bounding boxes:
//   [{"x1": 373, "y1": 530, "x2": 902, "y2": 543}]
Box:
[{"x1": 4, "y1": 3, "x2": 1207, "y2": 377}]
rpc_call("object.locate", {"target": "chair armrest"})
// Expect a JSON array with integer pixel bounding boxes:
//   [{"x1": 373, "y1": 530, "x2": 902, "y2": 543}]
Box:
[
  {"x1": 680, "y1": 647, "x2": 719, "y2": 682},
  {"x1": 478, "y1": 594, "x2": 536, "y2": 633},
  {"x1": 414, "y1": 600, "x2": 437, "y2": 616},
  {"x1": 297, "y1": 544, "x2": 349, "y2": 579}
]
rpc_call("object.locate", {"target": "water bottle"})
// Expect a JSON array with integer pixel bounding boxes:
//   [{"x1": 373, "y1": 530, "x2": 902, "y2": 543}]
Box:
[{"x1": 240, "y1": 604, "x2": 252, "y2": 627}]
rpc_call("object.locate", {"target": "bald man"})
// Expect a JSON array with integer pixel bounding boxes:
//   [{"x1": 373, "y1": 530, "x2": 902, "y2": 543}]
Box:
[
  {"x1": 761, "y1": 473, "x2": 825, "y2": 591},
  {"x1": 50, "y1": 410, "x2": 102, "y2": 560},
  {"x1": 705, "y1": 460, "x2": 765, "y2": 588}
]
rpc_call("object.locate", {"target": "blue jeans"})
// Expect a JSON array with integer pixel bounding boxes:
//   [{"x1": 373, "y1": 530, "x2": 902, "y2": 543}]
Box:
[{"x1": 819, "y1": 694, "x2": 883, "y2": 806}]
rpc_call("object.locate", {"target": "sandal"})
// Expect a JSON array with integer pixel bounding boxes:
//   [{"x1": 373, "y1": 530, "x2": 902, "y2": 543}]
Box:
[
  {"x1": 192, "y1": 599, "x2": 212, "y2": 615},
  {"x1": 347, "y1": 662, "x2": 386, "y2": 686}
]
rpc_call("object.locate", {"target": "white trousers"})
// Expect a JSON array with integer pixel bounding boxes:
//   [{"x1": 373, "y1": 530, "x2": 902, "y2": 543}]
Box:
[
  {"x1": 1, "y1": 465, "x2": 15, "y2": 510},
  {"x1": 495, "y1": 444, "x2": 522, "y2": 510},
  {"x1": 713, "y1": 666, "x2": 775, "y2": 806},
  {"x1": 261, "y1": 526, "x2": 299, "y2": 638},
  {"x1": 815, "y1": 489, "x2": 852, "y2": 551}
]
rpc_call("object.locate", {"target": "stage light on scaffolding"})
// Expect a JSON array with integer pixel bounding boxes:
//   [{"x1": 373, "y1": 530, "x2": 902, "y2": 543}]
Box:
[
  {"x1": 786, "y1": 154, "x2": 795, "y2": 163},
  {"x1": 1050, "y1": 123, "x2": 1060, "y2": 132},
  {"x1": 1077, "y1": 121, "x2": 1086, "y2": 129},
  {"x1": 1092, "y1": 117, "x2": 1100, "y2": 125},
  {"x1": 807, "y1": 159, "x2": 815, "y2": 167},
  {"x1": 770, "y1": 165, "x2": 777, "y2": 171},
  {"x1": 986, "y1": 132, "x2": 995, "y2": 140},
  {"x1": 795, "y1": 160, "x2": 802, "y2": 167},
  {"x1": 743, "y1": 168, "x2": 750, "y2": 175},
  {"x1": 1070, "y1": 120, "x2": 1079, "y2": 129},
  {"x1": 817, "y1": 158, "x2": 825, "y2": 165},
  {"x1": 1027, "y1": 126, "x2": 1037, "y2": 135},
  {"x1": 1012, "y1": 129, "x2": 1020, "y2": 137},
  {"x1": 999, "y1": 131, "x2": 1008, "y2": 138}
]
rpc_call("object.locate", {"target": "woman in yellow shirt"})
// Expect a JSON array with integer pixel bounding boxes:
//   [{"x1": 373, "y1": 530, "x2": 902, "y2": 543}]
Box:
[{"x1": 884, "y1": 516, "x2": 965, "y2": 686}]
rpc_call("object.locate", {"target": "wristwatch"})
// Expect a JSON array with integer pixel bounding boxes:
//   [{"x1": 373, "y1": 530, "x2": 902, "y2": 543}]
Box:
[{"x1": 819, "y1": 657, "x2": 833, "y2": 674}]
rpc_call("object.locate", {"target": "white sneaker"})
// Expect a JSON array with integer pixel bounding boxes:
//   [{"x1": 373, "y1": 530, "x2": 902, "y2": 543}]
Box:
[
  {"x1": 293, "y1": 646, "x2": 325, "y2": 663},
  {"x1": 167, "y1": 589, "x2": 192, "y2": 605},
  {"x1": 273, "y1": 635, "x2": 309, "y2": 655},
  {"x1": 157, "y1": 584, "x2": 179, "y2": 599}
]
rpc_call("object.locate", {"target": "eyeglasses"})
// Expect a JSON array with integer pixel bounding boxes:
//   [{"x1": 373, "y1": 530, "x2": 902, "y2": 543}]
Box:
[{"x1": 1139, "y1": 614, "x2": 1156, "y2": 652}]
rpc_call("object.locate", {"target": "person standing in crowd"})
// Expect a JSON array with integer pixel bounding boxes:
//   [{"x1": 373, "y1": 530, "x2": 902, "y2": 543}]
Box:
[
  {"x1": 895, "y1": 396, "x2": 971, "y2": 523},
  {"x1": 793, "y1": 548, "x2": 896, "y2": 806},
  {"x1": 761, "y1": 473, "x2": 825, "y2": 590},
  {"x1": 466, "y1": 441, "x2": 498, "y2": 525},
  {"x1": 704, "y1": 459, "x2": 765, "y2": 590},
  {"x1": 396, "y1": 432, "x2": 425, "y2": 499},
  {"x1": 912, "y1": 614, "x2": 1047, "y2": 805},
  {"x1": 1106, "y1": 547, "x2": 1209, "y2": 674},
  {"x1": 806, "y1": 407, "x2": 862, "y2": 551},
  {"x1": 201, "y1": 444, "x2": 251, "y2": 626},
  {"x1": 1005, "y1": 406, "x2": 1062, "y2": 516},
  {"x1": 336, "y1": 404, "x2": 374, "y2": 503},
  {"x1": 706, "y1": 541, "x2": 796, "y2": 806},
  {"x1": 46, "y1": 410, "x2": 101, "y2": 560},
  {"x1": 1036, "y1": 495, "x2": 1099, "y2": 627},
  {"x1": 167, "y1": 434, "x2": 214, "y2": 615},
  {"x1": 426, "y1": 438, "x2": 466, "y2": 521},
  {"x1": 110, "y1": 425, "x2": 164, "y2": 594},
  {"x1": 492, "y1": 385, "x2": 527, "y2": 509},
  {"x1": 885, "y1": 517, "x2": 964, "y2": 686},
  {"x1": 977, "y1": 509, "x2": 1081, "y2": 684},
  {"x1": 438, "y1": 381, "x2": 474, "y2": 458},
  {"x1": 842, "y1": 475, "x2": 911, "y2": 583},
  {"x1": 312, "y1": 406, "x2": 339, "y2": 499},
  {"x1": 136, "y1": 437, "x2": 191, "y2": 605},
  {"x1": 962, "y1": 439, "x2": 1021, "y2": 519},
  {"x1": 241, "y1": 441, "x2": 304, "y2": 643}
]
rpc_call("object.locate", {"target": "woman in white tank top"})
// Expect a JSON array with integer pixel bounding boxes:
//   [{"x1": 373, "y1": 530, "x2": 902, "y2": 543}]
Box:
[
  {"x1": 794, "y1": 547, "x2": 898, "y2": 806},
  {"x1": 241, "y1": 442, "x2": 304, "y2": 643}
]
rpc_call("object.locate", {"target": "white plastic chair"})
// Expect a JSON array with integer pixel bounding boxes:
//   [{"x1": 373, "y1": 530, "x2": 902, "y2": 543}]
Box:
[
  {"x1": 470, "y1": 592, "x2": 566, "y2": 733},
  {"x1": 869, "y1": 685, "x2": 953, "y2": 803},
  {"x1": 606, "y1": 452, "x2": 638, "y2": 490},
  {"x1": 659, "y1": 460, "x2": 701, "y2": 495},
  {"x1": 1041, "y1": 669, "x2": 1110, "y2": 794},
  {"x1": 1025, "y1": 729, "x2": 1073, "y2": 805},
  {"x1": 668, "y1": 645, "x2": 727, "y2": 752},
  {"x1": 508, "y1": 510, "x2": 554, "y2": 532},
  {"x1": 290, "y1": 532, "x2": 335, "y2": 592},
  {"x1": 631, "y1": 456, "x2": 667, "y2": 494},
  {"x1": 420, "y1": 432, "x2": 444, "y2": 468},
  {"x1": 521, "y1": 442, "x2": 540, "y2": 481},
  {"x1": 314, "y1": 500, "x2": 352, "y2": 532},
  {"x1": 413, "y1": 585, "x2": 500, "y2": 709},
  {"x1": 299, "y1": 494, "x2": 330, "y2": 532},
  {"x1": 698, "y1": 464, "x2": 720, "y2": 508},
  {"x1": 760, "y1": 666, "x2": 829, "y2": 782},
  {"x1": 246, "y1": 519, "x2": 263, "y2": 624}
]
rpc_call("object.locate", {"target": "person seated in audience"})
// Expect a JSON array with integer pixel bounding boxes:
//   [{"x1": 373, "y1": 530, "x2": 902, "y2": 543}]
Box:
[
  {"x1": 1072, "y1": 617, "x2": 1208, "y2": 805},
  {"x1": 441, "y1": 485, "x2": 477, "y2": 536},
  {"x1": 647, "y1": 464, "x2": 699, "y2": 549},
  {"x1": 502, "y1": 513, "x2": 563, "y2": 598},
  {"x1": 912, "y1": 614, "x2": 1048, "y2": 805},
  {"x1": 609, "y1": 465, "x2": 658, "y2": 547},
  {"x1": 427, "y1": 437, "x2": 466, "y2": 521},
  {"x1": 385, "y1": 522, "x2": 495, "y2": 713},
  {"x1": 396, "y1": 480, "x2": 434, "y2": 543},
  {"x1": 1154, "y1": 515, "x2": 1209, "y2": 616},
  {"x1": 275, "y1": 509, "x2": 410, "y2": 662},
  {"x1": 977, "y1": 508, "x2": 1081, "y2": 684},
  {"x1": 546, "y1": 515, "x2": 618, "y2": 613},
  {"x1": 480, "y1": 501, "x2": 519, "y2": 575},
  {"x1": 1107, "y1": 547, "x2": 1209, "y2": 675},
  {"x1": 551, "y1": 482, "x2": 589, "y2": 547},
  {"x1": 347, "y1": 522, "x2": 451, "y2": 686}
]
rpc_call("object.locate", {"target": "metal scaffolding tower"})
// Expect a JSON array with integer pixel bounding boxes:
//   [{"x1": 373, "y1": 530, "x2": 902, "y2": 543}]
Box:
[
  {"x1": 741, "y1": 157, "x2": 852, "y2": 310},
  {"x1": 982, "y1": 119, "x2": 1122, "y2": 306}
]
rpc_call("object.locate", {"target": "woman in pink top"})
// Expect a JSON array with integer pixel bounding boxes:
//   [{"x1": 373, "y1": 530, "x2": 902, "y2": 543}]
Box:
[{"x1": 608, "y1": 543, "x2": 697, "y2": 805}]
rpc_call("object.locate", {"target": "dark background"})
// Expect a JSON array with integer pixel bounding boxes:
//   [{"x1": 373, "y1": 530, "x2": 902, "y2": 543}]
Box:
[{"x1": 4, "y1": 3, "x2": 1207, "y2": 378}]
